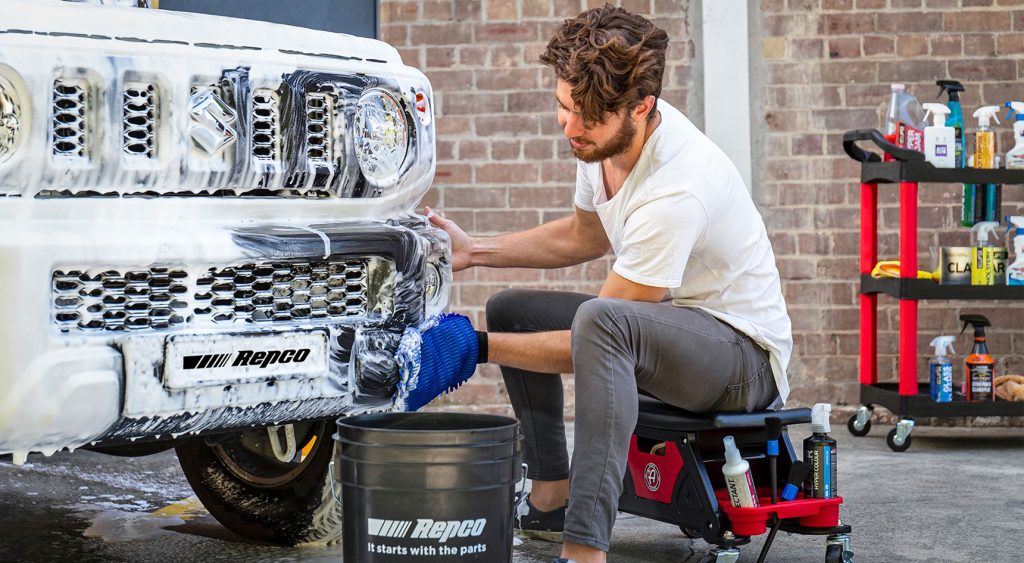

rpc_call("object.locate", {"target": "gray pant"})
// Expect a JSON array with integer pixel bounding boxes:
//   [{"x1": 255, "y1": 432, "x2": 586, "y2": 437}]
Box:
[{"x1": 486, "y1": 289, "x2": 778, "y2": 552}]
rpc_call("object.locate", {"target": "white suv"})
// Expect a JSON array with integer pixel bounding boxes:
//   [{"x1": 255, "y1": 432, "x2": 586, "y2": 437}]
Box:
[{"x1": 0, "y1": 0, "x2": 450, "y2": 544}]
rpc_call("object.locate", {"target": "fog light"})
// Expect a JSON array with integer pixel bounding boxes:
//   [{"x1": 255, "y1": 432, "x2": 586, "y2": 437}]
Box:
[{"x1": 424, "y1": 262, "x2": 441, "y2": 303}]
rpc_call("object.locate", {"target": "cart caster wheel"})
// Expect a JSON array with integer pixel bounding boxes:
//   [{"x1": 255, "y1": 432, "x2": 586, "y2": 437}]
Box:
[
  {"x1": 846, "y1": 414, "x2": 871, "y2": 437},
  {"x1": 886, "y1": 427, "x2": 912, "y2": 452},
  {"x1": 825, "y1": 543, "x2": 843, "y2": 563},
  {"x1": 680, "y1": 526, "x2": 703, "y2": 539}
]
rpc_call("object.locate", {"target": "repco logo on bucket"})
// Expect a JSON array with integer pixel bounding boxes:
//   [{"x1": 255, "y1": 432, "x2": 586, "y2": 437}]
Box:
[
  {"x1": 368, "y1": 518, "x2": 487, "y2": 543},
  {"x1": 644, "y1": 462, "x2": 661, "y2": 491}
]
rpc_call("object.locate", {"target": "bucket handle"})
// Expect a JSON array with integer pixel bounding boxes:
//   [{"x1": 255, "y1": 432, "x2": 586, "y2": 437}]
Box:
[{"x1": 328, "y1": 460, "x2": 342, "y2": 506}]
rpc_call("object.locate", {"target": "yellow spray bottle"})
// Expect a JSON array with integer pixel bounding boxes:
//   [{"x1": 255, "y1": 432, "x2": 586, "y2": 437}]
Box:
[{"x1": 972, "y1": 105, "x2": 1001, "y2": 169}]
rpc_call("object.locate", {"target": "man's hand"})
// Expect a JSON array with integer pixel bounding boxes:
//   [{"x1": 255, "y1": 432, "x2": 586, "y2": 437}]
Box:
[{"x1": 425, "y1": 207, "x2": 472, "y2": 272}]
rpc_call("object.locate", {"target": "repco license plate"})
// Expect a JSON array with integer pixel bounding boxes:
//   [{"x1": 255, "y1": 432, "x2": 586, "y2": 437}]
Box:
[{"x1": 163, "y1": 331, "x2": 329, "y2": 389}]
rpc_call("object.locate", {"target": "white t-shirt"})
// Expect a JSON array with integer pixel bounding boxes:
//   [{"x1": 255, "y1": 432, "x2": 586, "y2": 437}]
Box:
[{"x1": 574, "y1": 100, "x2": 793, "y2": 406}]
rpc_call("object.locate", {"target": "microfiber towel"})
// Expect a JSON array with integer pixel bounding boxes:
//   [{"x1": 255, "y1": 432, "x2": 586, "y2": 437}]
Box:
[{"x1": 394, "y1": 313, "x2": 479, "y2": 412}]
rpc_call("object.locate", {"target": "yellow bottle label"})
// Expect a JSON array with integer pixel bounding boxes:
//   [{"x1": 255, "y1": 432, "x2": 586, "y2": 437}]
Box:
[
  {"x1": 974, "y1": 131, "x2": 995, "y2": 169},
  {"x1": 972, "y1": 247, "x2": 994, "y2": 285}
]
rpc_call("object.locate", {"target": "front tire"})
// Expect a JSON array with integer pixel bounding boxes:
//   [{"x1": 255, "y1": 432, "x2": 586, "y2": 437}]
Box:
[{"x1": 175, "y1": 420, "x2": 342, "y2": 545}]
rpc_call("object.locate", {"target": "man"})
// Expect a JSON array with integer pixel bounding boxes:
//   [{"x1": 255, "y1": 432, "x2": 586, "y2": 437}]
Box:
[{"x1": 427, "y1": 6, "x2": 792, "y2": 563}]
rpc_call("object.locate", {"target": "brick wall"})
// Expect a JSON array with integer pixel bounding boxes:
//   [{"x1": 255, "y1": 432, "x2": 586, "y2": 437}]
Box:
[
  {"x1": 757, "y1": 0, "x2": 1024, "y2": 418},
  {"x1": 380, "y1": 0, "x2": 1024, "y2": 419}
]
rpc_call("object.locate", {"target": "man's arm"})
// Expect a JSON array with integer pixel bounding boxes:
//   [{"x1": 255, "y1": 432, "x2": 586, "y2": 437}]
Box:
[
  {"x1": 486, "y1": 271, "x2": 666, "y2": 374},
  {"x1": 427, "y1": 206, "x2": 609, "y2": 271}
]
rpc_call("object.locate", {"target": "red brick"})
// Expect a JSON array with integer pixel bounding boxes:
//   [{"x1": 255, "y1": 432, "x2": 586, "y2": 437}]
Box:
[
  {"x1": 435, "y1": 140, "x2": 456, "y2": 161},
  {"x1": 410, "y1": 23, "x2": 473, "y2": 44},
  {"x1": 422, "y1": 0, "x2": 453, "y2": 20},
  {"x1": 522, "y1": 0, "x2": 550, "y2": 18},
  {"x1": 891, "y1": 0, "x2": 922, "y2": 6},
  {"x1": 827, "y1": 37, "x2": 860, "y2": 58},
  {"x1": 476, "y1": 162, "x2": 541, "y2": 184},
  {"x1": 486, "y1": 0, "x2": 516, "y2": 20},
  {"x1": 435, "y1": 115, "x2": 472, "y2": 136},
  {"x1": 473, "y1": 210, "x2": 543, "y2": 233},
  {"x1": 509, "y1": 187, "x2": 574, "y2": 208},
  {"x1": 457, "y1": 45, "x2": 487, "y2": 66},
  {"x1": 540, "y1": 161, "x2": 576, "y2": 183},
  {"x1": 878, "y1": 60, "x2": 946, "y2": 82},
  {"x1": 789, "y1": 39, "x2": 823, "y2": 61},
  {"x1": 792, "y1": 134, "x2": 825, "y2": 155},
  {"x1": 997, "y1": 34, "x2": 1024, "y2": 54},
  {"x1": 944, "y1": 11, "x2": 1012, "y2": 31},
  {"x1": 433, "y1": 163, "x2": 472, "y2": 184},
  {"x1": 475, "y1": 115, "x2": 542, "y2": 136},
  {"x1": 820, "y1": 61, "x2": 877, "y2": 84},
  {"x1": 445, "y1": 187, "x2": 508, "y2": 208},
  {"x1": 426, "y1": 69, "x2": 474, "y2": 90},
  {"x1": 458, "y1": 140, "x2": 487, "y2": 160},
  {"x1": 443, "y1": 92, "x2": 505, "y2": 115},
  {"x1": 863, "y1": 35, "x2": 895, "y2": 56},
  {"x1": 425, "y1": 46, "x2": 457, "y2": 68},
  {"x1": 877, "y1": 12, "x2": 943, "y2": 32},
  {"x1": 963, "y1": 33, "x2": 997, "y2": 56},
  {"x1": 765, "y1": 14, "x2": 823, "y2": 36},
  {"x1": 822, "y1": 0, "x2": 853, "y2": 8},
  {"x1": 788, "y1": 0, "x2": 821, "y2": 9},
  {"x1": 476, "y1": 68, "x2": 540, "y2": 91},
  {"x1": 930, "y1": 34, "x2": 963, "y2": 56},
  {"x1": 824, "y1": 13, "x2": 875, "y2": 34},
  {"x1": 453, "y1": 0, "x2": 481, "y2": 21},
  {"x1": 844, "y1": 83, "x2": 892, "y2": 107},
  {"x1": 476, "y1": 23, "x2": 538, "y2": 43},
  {"x1": 896, "y1": 35, "x2": 929, "y2": 57},
  {"x1": 947, "y1": 58, "x2": 1018, "y2": 81},
  {"x1": 855, "y1": 0, "x2": 886, "y2": 7},
  {"x1": 523, "y1": 140, "x2": 555, "y2": 160},
  {"x1": 489, "y1": 44, "x2": 522, "y2": 67},
  {"x1": 491, "y1": 140, "x2": 521, "y2": 160}
]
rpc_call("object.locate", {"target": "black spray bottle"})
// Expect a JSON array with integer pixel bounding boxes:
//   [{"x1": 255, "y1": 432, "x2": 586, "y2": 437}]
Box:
[{"x1": 803, "y1": 403, "x2": 837, "y2": 499}]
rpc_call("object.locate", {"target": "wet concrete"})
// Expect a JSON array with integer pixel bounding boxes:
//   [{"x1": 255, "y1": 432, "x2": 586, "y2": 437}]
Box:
[{"x1": 1, "y1": 423, "x2": 1022, "y2": 562}]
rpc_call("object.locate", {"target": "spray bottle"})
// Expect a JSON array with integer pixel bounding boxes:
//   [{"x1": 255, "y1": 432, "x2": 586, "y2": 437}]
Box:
[
  {"x1": 937, "y1": 80, "x2": 966, "y2": 167},
  {"x1": 929, "y1": 336, "x2": 956, "y2": 403},
  {"x1": 1006, "y1": 216, "x2": 1024, "y2": 286},
  {"x1": 1004, "y1": 102, "x2": 1024, "y2": 170},
  {"x1": 961, "y1": 314, "x2": 995, "y2": 402},
  {"x1": 803, "y1": 404, "x2": 836, "y2": 499},
  {"x1": 722, "y1": 436, "x2": 759, "y2": 508},
  {"x1": 970, "y1": 221, "x2": 1000, "y2": 285},
  {"x1": 922, "y1": 103, "x2": 955, "y2": 168}
]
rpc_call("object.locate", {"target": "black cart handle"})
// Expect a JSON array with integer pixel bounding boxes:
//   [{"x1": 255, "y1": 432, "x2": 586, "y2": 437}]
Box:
[{"x1": 843, "y1": 128, "x2": 924, "y2": 163}]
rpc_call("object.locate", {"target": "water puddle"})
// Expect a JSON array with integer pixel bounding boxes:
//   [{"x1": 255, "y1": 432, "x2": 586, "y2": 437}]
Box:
[{"x1": 74, "y1": 495, "x2": 208, "y2": 543}]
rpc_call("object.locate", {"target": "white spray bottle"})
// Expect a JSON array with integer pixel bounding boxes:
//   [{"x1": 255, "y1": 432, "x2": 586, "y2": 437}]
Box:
[
  {"x1": 929, "y1": 336, "x2": 956, "y2": 402},
  {"x1": 923, "y1": 103, "x2": 955, "y2": 168},
  {"x1": 1005, "y1": 102, "x2": 1024, "y2": 169},
  {"x1": 722, "y1": 436, "x2": 759, "y2": 507},
  {"x1": 1007, "y1": 216, "x2": 1024, "y2": 286}
]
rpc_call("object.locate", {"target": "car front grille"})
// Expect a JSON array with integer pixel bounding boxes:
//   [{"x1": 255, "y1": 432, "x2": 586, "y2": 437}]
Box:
[
  {"x1": 51, "y1": 79, "x2": 87, "y2": 159},
  {"x1": 122, "y1": 82, "x2": 156, "y2": 159},
  {"x1": 52, "y1": 259, "x2": 372, "y2": 333}
]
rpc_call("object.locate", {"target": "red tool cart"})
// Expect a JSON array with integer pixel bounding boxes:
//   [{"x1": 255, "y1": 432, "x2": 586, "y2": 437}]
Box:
[{"x1": 842, "y1": 129, "x2": 1024, "y2": 452}]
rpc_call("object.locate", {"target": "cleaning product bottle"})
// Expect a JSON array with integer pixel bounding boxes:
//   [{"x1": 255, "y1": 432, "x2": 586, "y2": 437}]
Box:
[
  {"x1": 1004, "y1": 101, "x2": 1024, "y2": 169},
  {"x1": 1007, "y1": 216, "x2": 1024, "y2": 286},
  {"x1": 885, "y1": 84, "x2": 926, "y2": 154},
  {"x1": 937, "y1": 80, "x2": 977, "y2": 227},
  {"x1": 929, "y1": 336, "x2": 956, "y2": 403},
  {"x1": 922, "y1": 103, "x2": 955, "y2": 168},
  {"x1": 803, "y1": 404, "x2": 836, "y2": 499},
  {"x1": 983, "y1": 155, "x2": 1002, "y2": 223},
  {"x1": 937, "y1": 80, "x2": 966, "y2": 167},
  {"x1": 961, "y1": 314, "x2": 996, "y2": 402},
  {"x1": 972, "y1": 105, "x2": 1001, "y2": 169},
  {"x1": 970, "y1": 221, "x2": 1000, "y2": 285},
  {"x1": 722, "y1": 436, "x2": 759, "y2": 508}
]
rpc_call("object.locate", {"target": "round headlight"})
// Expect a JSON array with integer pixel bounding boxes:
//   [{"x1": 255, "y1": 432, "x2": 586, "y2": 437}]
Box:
[{"x1": 353, "y1": 89, "x2": 409, "y2": 187}]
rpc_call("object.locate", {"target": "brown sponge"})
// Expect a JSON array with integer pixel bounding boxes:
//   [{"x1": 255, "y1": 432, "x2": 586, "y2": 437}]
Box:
[{"x1": 994, "y1": 375, "x2": 1024, "y2": 402}]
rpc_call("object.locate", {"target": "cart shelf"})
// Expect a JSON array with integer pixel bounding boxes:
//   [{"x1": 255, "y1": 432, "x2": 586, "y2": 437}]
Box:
[
  {"x1": 860, "y1": 275, "x2": 1024, "y2": 300},
  {"x1": 842, "y1": 128, "x2": 1024, "y2": 451},
  {"x1": 861, "y1": 383, "x2": 1024, "y2": 418}
]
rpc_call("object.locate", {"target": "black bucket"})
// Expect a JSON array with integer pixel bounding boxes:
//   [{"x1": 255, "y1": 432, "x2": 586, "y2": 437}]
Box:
[{"x1": 334, "y1": 412, "x2": 522, "y2": 562}]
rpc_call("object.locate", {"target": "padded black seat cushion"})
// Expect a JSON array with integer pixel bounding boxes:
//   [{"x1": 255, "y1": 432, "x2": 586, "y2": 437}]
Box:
[{"x1": 636, "y1": 394, "x2": 811, "y2": 432}]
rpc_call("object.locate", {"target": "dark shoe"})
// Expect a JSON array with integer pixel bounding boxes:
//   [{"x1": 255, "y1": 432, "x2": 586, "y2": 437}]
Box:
[{"x1": 514, "y1": 492, "x2": 565, "y2": 542}]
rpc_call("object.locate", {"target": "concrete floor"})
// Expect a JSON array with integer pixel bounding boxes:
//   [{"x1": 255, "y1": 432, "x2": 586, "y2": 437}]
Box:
[{"x1": 1, "y1": 422, "x2": 1022, "y2": 562}]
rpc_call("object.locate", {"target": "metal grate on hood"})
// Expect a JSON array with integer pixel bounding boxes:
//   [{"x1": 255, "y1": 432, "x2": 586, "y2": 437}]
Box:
[
  {"x1": 52, "y1": 259, "x2": 371, "y2": 333},
  {"x1": 122, "y1": 82, "x2": 156, "y2": 159},
  {"x1": 305, "y1": 92, "x2": 332, "y2": 163},
  {"x1": 251, "y1": 89, "x2": 278, "y2": 164},
  {"x1": 51, "y1": 79, "x2": 87, "y2": 159}
]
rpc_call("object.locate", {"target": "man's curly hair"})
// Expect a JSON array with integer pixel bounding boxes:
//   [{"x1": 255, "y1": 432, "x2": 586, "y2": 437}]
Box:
[{"x1": 540, "y1": 4, "x2": 669, "y2": 125}]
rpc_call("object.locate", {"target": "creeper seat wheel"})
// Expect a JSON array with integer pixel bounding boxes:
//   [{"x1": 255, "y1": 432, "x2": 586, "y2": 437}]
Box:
[
  {"x1": 886, "y1": 427, "x2": 912, "y2": 452},
  {"x1": 825, "y1": 543, "x2": 843, "y2": 563},
  {"x1": 846, "y1": 414, "x2": 871, "y2": 437},
  {"x1": 680, "y1": 526, "x2": 703, "y2": 539}
]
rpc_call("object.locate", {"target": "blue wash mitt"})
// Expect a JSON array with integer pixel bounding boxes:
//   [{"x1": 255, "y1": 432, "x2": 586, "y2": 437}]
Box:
[{"x1": 394, "y1": 313, "x2": 479, "y2": 412}]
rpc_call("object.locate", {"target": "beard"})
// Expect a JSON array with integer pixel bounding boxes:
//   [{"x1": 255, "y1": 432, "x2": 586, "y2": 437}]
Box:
[{"x1": 571, "y1": 116, "x2": 637, "y2": 164}]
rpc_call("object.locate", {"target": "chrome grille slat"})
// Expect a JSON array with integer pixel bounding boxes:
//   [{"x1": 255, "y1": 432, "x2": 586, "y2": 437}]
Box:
[
  {"x1": 305, "y1": 92, "x2": 332, "y2": 163},
  {"x1": 251, "y1": 89, "x2": 278, "y2": 163},
  {"x1": 52, "y1": 260, "x2": 370, "y2": 333},
  {"x1": 122, "y1": 83, "x2": 156, "y2": 159},
  {"x1": 51, "y1": 79, "x2": 87, "y2": 159}
]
